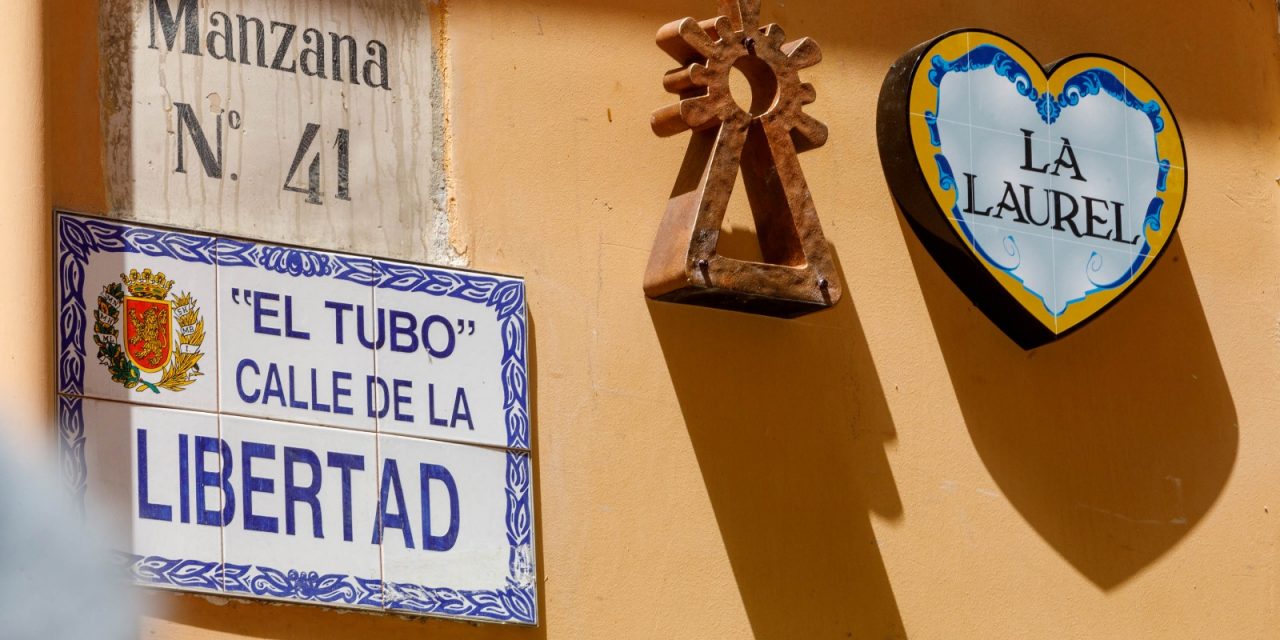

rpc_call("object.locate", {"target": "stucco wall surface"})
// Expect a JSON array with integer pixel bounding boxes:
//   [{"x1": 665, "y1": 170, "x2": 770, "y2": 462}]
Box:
[
  {"x1": 19, "y1": 0, "x2": 1280, "y2": 638},
  {"x1": 0, "y1": 0, "x2": 50, "y2": 442}
]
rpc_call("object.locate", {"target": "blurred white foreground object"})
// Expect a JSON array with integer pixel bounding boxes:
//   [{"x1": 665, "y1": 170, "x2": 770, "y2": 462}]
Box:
[{"x1": 0, "y1": 428, "x2": 137, "y2": 639}]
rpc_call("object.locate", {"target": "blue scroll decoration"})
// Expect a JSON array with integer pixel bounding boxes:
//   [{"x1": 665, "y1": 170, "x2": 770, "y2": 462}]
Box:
[
  {"x1": 927, "y1": 45, "x2": 1164, "y2": 133},
  {"x1": 57, "y1": 395, "x2": 86, "y2": 514},
  {"x1": 56, "y1": 214, "x2": 536, "y2": 624},
  {"x1": 926, "y1": 45, "x2": 1042, "y2": 127},
  {"x1": 929, "y1": 46, "x2": 1040, "y2": 102},
  {"x1": 1053, "y1": 69, "x2": 1164, "y2": 134},
  {"x1": 258, "y1": 245, "x2": 333, "y2": 277},
  {"x1": 923, "y1": 44, "x2": 1173, "y2": 317},
  {"x1": 221, "y1": 564, "x2": 385, "y2": 608},
  {"x1": 126, "y1": 555, "x2": 223, "y2": 592}
]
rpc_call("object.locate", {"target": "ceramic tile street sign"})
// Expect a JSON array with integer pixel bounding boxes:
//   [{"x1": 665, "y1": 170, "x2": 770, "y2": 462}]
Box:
[
  {"x1": 99, "y1": 0, "x2": 452, "y2": 264},
  {"x1": 877, "y1": 30, "x2": 1186, "y2": 349},
  {"x1": 56, "y1": 213, "x2": 535, "y2": 625}
]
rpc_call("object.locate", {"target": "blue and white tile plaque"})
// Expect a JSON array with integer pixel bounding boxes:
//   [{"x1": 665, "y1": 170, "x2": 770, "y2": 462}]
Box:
[{"x1": 56, "y1": 213, "x2": 536, "y2": 625}]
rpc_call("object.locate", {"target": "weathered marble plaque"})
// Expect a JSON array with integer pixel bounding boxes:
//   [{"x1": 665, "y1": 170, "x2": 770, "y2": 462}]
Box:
[{"x1": 101, "y1": 0, "x2": 455, "y2": 264}]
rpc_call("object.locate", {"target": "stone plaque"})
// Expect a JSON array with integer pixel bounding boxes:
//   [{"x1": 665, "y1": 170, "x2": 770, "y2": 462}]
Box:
[{"x1": 101, "y1": 0, "x2": 456, "y2": 264}]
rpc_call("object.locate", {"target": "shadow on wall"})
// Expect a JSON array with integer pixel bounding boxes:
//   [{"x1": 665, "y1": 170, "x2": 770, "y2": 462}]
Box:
[
  {"x1": 649, "y1": 243, "x2": 907, "y2": 640},
  {"x1": 899, "y1": 220, "x2": 1238, "y2": 590}
]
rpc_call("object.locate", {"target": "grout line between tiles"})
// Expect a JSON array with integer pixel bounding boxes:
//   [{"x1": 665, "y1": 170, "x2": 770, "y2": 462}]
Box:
[{"x1": 372, "y1": 274, "x2": 388, "y2": 611}]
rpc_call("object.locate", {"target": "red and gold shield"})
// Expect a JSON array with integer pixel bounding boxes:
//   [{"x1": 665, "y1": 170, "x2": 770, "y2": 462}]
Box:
[{"x1": 123, "y1": 297, "x2": 172, "y2": 373}]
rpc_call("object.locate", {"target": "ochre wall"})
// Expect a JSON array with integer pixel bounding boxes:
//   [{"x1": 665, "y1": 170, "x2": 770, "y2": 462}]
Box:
[
  {"x1": 27, "y1": 0, "x2": 1280, "y2": 637},
  {"x1": 0, "y1": 0, "x2": 50, "y2": 442}
]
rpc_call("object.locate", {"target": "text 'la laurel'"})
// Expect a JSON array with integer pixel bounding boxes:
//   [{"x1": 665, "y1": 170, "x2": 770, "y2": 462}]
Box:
[{"x1": 960, "y1": 129, "x2": 1143, "y2": 245}]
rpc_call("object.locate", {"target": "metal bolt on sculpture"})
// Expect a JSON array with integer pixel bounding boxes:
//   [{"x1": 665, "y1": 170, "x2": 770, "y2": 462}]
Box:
[{"x1": 644, "y1": 0, "x2": 842, "y2": 318}]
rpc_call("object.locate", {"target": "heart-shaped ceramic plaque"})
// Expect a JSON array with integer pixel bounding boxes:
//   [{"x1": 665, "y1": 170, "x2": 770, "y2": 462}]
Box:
[{"x1": 877, "y1": 30, "x2": 1186, "y2": 349}]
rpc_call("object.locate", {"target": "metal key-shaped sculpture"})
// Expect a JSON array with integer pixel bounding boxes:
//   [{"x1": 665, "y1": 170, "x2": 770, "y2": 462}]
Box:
[{"x1": 644, "y1": 0, "x2": 842, "y2": 317}]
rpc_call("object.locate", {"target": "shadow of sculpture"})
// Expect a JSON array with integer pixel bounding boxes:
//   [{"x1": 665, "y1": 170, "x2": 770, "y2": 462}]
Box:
[{"x1": 649, "y1": 242, "x2": 907, "y2": 639}]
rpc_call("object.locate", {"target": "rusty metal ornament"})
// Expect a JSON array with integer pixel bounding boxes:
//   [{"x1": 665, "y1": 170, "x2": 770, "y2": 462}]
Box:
[{"x1": 643, "y1": 0, "x2": 842, "y2": 318}]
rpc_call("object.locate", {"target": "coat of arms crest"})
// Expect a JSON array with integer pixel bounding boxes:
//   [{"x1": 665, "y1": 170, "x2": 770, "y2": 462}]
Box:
[{"x1": 93, "y1": 269, "x2": 205, "y2": 393}]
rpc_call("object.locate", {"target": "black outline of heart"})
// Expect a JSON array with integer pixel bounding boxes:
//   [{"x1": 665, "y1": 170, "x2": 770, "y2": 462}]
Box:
[{"x1": 876, "y1": 28, "x2": 1188, "y2": 350}]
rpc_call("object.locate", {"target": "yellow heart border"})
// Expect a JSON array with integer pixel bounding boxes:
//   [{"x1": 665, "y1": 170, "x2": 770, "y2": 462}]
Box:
[{"x1": 878, "y1": 29, "x2": 1187, "y2": 348}]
